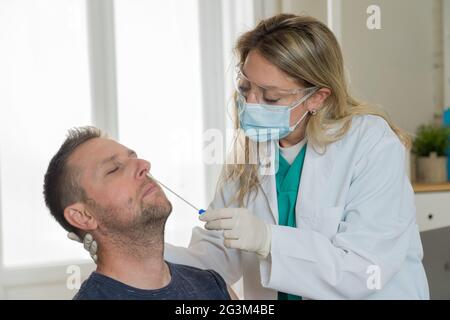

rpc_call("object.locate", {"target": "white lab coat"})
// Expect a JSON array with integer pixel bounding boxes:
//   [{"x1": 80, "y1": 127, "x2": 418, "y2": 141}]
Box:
[{"x1": 165, "y1": 115, "x2": 430, "y2": 299}]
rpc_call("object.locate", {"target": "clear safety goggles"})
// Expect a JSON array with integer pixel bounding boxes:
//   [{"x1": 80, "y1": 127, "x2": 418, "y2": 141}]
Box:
[{"x1": 234, "y1": 69, "x2": 318, "y2": 107}]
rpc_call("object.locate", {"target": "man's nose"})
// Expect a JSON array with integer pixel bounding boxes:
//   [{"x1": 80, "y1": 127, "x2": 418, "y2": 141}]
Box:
[{"x1": 136, "y1": 159, "x2": 151, "y2": 179}]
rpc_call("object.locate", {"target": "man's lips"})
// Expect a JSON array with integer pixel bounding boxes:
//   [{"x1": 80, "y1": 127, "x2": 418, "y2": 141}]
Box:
[{"x1": 142, "y1": 182, "x2": 157, "y2": 198}]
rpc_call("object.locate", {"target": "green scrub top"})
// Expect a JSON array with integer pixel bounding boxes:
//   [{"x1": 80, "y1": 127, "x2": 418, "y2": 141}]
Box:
[{"x1": 275, "y1": 143, "x2": 307, "y2": 301}]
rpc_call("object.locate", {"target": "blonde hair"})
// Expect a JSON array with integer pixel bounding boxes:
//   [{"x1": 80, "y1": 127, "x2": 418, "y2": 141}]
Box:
[{"x1": 221, "y1": 13, "x2": 411, "y2": 206}]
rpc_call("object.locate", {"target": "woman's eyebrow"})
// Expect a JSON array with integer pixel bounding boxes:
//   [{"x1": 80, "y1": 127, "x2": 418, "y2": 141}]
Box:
[{"x1": 241, "y1": 69, "x2": 281, "y2": 90}]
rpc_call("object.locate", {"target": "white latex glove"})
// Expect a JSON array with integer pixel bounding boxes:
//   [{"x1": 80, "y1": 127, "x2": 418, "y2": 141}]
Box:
[
  {"x1": 67, "y1": 232, "x2": 98, "y2": 263},
  {"x1": 199, "y1": 208, "x2": 271, "y2": 258}
]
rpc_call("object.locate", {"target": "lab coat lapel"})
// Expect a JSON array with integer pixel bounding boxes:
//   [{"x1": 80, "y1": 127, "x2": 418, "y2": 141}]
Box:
[
  {"x1": 257, "y1": 140, "x2": 337, "y2": 225},
  {"x1": 296, "y1": 142, "x2": 336, "y2": 224},
  {"x1": 258, "y1": 141, "x2": 279, "y2": 224}
]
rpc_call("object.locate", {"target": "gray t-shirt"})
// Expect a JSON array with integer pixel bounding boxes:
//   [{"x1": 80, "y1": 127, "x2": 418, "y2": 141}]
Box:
[{"x1": 74, "y1": 262, "x2": 230, "y2": 300}]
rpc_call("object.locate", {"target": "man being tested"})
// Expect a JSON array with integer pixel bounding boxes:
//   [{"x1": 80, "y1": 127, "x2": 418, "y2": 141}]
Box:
[{"x1": 43, "y1": 126, "x2": 233, "y2": 300}]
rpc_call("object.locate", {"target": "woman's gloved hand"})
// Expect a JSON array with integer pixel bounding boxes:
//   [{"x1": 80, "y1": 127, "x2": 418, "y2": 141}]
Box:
[
  {"x1": 200, "y1": 208, "x2": 271, "y2": 258},
  {"x1": 67, "y1": 232, "x2": 98, "y2": 263}
]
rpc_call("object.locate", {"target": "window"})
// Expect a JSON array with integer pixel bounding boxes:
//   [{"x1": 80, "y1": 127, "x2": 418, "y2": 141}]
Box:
[
  {"x1": 0, "y1": 0, "x2": 91, "y2": 267},
  {"x1": 114, "y1": 0, "x2": 205, "y2": 246}
]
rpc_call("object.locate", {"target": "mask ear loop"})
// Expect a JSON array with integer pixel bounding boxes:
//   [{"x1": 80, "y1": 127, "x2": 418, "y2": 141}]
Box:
[{"x1": 289, "y1": 88, "x2": 319, "y2": 131}]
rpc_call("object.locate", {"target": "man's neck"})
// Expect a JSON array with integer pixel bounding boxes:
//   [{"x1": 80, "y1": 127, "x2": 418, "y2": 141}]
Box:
[{"x1": 95, "y1": 236, "x2": 171, "y2": 290}]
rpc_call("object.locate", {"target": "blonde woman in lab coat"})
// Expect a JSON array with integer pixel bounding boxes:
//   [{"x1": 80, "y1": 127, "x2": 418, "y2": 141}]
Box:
[{"x1": 74, "y1": 14, "x2": 429, "y2": 299}]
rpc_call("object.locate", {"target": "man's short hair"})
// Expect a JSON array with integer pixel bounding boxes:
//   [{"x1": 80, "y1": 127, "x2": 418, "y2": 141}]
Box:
[{"x1": 43, "y1": 126, "x2": 103, "y2": 235}]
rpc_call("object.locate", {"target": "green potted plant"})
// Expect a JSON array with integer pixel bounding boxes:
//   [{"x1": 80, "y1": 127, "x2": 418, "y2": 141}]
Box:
[{"x1": 412, "y1": 124, "x2": 450, "y2": 183}]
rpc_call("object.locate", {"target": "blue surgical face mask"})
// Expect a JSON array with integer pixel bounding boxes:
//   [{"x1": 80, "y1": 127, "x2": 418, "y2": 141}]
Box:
[{"x1": 237, "y1": 88, "x2": 318, "y2": 142}]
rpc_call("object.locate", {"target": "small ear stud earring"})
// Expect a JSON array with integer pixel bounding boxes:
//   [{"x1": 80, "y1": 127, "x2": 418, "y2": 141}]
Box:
[{"x1": 310, "y1": 110, "x2": 317, "y2": 115}]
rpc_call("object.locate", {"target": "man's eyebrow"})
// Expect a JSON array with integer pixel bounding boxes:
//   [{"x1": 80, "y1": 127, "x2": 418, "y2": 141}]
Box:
[
  {"x1": 128, "y1": 149, "x2": 137, "y2": 157},
  {"x1": 99, "y1": 149, "x2": 137, "y2": 168}
]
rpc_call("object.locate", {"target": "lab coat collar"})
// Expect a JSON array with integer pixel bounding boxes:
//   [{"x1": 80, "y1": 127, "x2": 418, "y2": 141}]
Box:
[{"x1": 258, "y1": 140, "x2": 337, "y2": 225}]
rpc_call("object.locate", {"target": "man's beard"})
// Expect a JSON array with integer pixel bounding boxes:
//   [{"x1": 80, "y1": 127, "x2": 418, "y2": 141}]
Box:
[
  {"x1": 91, "y1": 194, "x2": 172, "y2": 252},
  {"x1": 137, "y1": 196, "x2": 172, "y2": 234}
]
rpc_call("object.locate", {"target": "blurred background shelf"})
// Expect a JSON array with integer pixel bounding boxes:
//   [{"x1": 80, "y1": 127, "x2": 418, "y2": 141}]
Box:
[{"x1": 413, "y1": 182, "x2": 450, "y2": 193}]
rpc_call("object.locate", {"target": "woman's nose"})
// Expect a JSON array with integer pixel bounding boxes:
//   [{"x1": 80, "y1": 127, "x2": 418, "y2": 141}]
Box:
[{"x1": 246, "y1": 90, "x2": 260, "y2": 104}]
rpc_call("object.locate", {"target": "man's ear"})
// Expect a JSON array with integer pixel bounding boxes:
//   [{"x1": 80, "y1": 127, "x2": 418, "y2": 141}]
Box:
[
  {"x1": 64, "y1": 203, "x2": 98, "y2": 232},
  {"x1": 306, "y1": 88, "x2": 331, "y2": 113}
]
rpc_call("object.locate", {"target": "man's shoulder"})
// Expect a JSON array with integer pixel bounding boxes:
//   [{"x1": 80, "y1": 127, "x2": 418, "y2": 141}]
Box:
[
  {"x1": 72, "y1": 274, "x2": 101, "y2": 300},
  {"x1": 73, "y1": 265, "x2": 231, "y2": 300},
  {"x1": 170, "y1": 262, "x2": 225, "y2": 284},
  {"x1": 169, "y1": 262, "x2": 230, "y2": 298},
  {"x1": 72, "y1": 272, "x2": 118, "y2": 300}
]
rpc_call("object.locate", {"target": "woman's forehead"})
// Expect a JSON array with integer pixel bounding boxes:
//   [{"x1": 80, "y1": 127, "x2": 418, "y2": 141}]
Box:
[{"x1": 243, "y1": 50, "x2": 299, "y2": 90}]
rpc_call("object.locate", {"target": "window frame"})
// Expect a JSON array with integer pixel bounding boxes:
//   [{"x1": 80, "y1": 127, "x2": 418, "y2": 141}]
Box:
[
  {"x1": 0, "y1": 0, "x2": 288, "y2": 298},
  {"x1": 0, "y1": 0, "x2": 118, "y2": 296},
  {"x1": 0, "y1": 0, "x2": 227, "y2": 297}
]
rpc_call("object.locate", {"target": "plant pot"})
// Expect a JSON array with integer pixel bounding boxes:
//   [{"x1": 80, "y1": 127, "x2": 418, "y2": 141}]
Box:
[{"x1": 416, "y1": 152, "x2": 448, "y2": 183}]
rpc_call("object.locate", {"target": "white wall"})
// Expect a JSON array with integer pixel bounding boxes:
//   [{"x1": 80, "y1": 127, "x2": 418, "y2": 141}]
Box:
[
  {"x1": 1, "y1": 262, "x2": 95, "y2": 300},
  {"x1": 282, "y1": 0, "x2": 438, "y2": 134},
  {"x1": 281, "y1": 0, "x2": 327, "y2": 24},
  {"x1": 341, "y1": 0, "x2": 436, "y2": 134}
]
